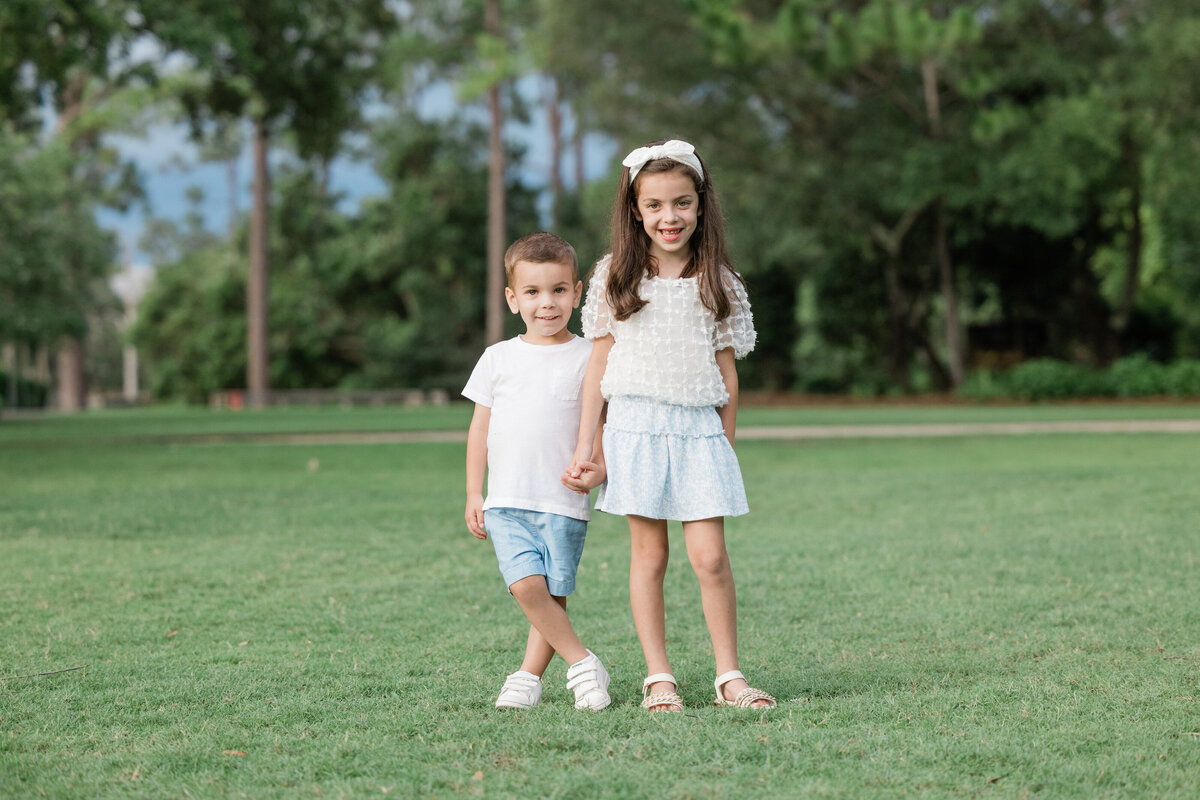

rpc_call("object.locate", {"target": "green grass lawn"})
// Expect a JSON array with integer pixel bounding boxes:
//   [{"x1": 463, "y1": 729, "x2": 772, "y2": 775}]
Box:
[
  {"x1": 2, "y1": 409, "x2": 1199, "y2": 798},
  {"x1": 1, "y1": 398, "x2": 1199, "y2": 443}
]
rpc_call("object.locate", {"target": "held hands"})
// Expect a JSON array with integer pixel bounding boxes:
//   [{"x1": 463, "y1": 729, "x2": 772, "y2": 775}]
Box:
[
  {"x1": 562, "y1": 449, "x2": 606, "y2": 495},
  {"x1": 465, "y1": 494, "x2": 487, "y2": 539}
]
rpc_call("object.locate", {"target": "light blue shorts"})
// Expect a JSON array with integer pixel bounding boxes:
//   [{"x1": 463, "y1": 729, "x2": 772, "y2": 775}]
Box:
[{"x1": 484, "y1": 508, "x2": 587, "y2": 596}]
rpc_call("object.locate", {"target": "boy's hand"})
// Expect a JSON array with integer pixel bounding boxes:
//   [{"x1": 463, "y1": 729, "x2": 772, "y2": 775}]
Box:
[
  {"x1": 465, "y1": 495, "x2": 487, "y2": 539},
  {"x1": 562, "y1": 460, "x2": 605, "y2": 494}
]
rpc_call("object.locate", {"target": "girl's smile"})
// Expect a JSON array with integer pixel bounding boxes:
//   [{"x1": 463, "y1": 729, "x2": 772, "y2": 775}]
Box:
[{"x1": 633, "y1": 169, "x2": 701, "y2": 272}]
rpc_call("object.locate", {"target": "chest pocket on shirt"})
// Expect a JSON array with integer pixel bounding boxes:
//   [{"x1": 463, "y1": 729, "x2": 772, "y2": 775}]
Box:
[{"x1": 551, "y1": 366, "x2": 585, "y2": 403}]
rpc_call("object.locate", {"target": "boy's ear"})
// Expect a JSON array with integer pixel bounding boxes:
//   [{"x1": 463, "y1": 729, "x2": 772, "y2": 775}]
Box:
[
  {"x1": 572, "y1": 280, "x2": 583, "y2": 308},
  {"x1": 504, "y1": 286, "x2": 519, "y2": 313}
]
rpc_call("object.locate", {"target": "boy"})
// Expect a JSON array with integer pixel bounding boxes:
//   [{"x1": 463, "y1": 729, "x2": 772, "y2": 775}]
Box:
[{"x1": 463, "y1": 232, "x2": 610, "y2": 710}]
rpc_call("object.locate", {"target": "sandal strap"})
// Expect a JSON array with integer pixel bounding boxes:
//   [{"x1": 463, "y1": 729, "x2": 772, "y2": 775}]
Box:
[
  {"x1": 728, "y1": 687, "x2": 777, "y2": 708},
  {"x1": 714, "y1": 669, "x2": 745, "y2": 693},
  {"x1": 642, "y1": 672, "x2": 676, "y2": 692},
  {"x1": 641, "y1": 691, "x2": 684, "y2": 711}
]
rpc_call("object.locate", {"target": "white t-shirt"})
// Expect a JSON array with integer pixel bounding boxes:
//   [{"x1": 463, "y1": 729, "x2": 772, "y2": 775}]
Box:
[
  {"x1": 462, "y1": 335, "x2": 593, "y2": 521},
  {"x1": 580, "y1": 255, "x2": 755, "y2": 407}
]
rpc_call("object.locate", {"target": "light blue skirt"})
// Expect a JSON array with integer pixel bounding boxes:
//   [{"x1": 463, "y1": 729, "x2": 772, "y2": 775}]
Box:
[{"x1": 596, "y1": 396, "x2": 749, "y2": 521}]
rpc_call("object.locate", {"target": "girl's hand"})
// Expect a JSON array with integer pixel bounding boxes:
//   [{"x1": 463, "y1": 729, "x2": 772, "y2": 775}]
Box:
[
  {"x1": 565, "y1": 445, "x2": 592, "y2": 481},
  {"x1": 465, "y1": 495, "x2": 487, "y2": 539},
  {"x1": 562, "y1": 459, "x2": 605, "y2": 494}
]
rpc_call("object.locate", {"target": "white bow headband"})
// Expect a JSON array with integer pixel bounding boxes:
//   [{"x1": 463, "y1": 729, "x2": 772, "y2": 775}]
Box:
[{"x1": 621, "y1": 140, "x2": 704, "y2": 184}]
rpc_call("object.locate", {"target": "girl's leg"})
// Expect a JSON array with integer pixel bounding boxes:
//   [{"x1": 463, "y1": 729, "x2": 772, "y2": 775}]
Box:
[
  {"x1": 628, "y1": 514, "x2": 675, "y2": 705},
  {"x1": 517, "y1": 594, "x2": 566, "y2": 676},
  {"x1": 682, "y1": 516, "x2": 768, "y2": 707}
]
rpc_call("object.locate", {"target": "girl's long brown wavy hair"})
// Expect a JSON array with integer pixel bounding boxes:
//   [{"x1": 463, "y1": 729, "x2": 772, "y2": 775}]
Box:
[{"x1": 602, "y1": 139, "x2": 746, "y2": 322}]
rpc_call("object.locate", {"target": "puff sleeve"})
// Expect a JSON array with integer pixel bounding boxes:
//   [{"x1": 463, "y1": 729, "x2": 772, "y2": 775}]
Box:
[
  {"x1": 712, "y1": 272, "x2": 756, "y2": 359},
  {"x1": 580, "y1": 255, "x2": 613, "y2": 340}
]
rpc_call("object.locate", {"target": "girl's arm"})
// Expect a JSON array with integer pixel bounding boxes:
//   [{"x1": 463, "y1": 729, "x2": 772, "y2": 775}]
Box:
[
  {"x1": 571, "y1": 334, "x2": 614, "y2": 468},
  {"x1": 563, "y1": 402, "x2": 607, "y2": 492},
  {"x1": 715, "y1": 346, "x2": 738, "y2": 446},
  {"x1": 464, "y1": 404, "x2": 491, "y2": 539}
]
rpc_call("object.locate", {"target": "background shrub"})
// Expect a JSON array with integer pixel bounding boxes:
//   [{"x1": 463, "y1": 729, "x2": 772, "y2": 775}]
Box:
[
  {"x1": 1004, "y1": 359, "x2": 1112, "y2": 400},
  {"x1": 1164, "y1": 360, "x2": 1200, "y2": 396},
  {"x1": 0, "y1": 369, "x2": 50, "y2": 408},
  {"x1": 1109, "y1": 354, "x2": 1170, "y2": 396}
]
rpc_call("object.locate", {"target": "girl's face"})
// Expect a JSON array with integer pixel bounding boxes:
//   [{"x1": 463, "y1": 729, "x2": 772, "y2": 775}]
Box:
[{"x1": 632, "y1": 168, "x2": 701, "y2": 265}]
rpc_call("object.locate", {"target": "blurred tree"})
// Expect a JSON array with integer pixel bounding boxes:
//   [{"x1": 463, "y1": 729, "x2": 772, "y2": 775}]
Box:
[
  {"x1": 137, "y1": 0, "x2": 396, "y2": 405},
  {"x1": 133, "y1": 114, "x2": 540, "y2": 401},
  {"x1": 0, "y1": 1, "x2": 143, "y2": 409}
]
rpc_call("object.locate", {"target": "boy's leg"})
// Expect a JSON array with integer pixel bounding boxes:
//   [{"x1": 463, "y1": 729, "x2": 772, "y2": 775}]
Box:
[
  {"x1": 509, "y1": 576, "x2": 588, "y2": 665},
  {"x1": 681, "y1": 516, "x2": 766, "y2": 707},
  {"x1": 495, "y1": 600, "x2": 562, "y2": 710},
  {"x1": 628, "y1": 515, "x2": 675, "y2": 702},
  {"x1": 511, "y1": 577, "x2": 610, "y2": 710},
  {"x1": 517, "y1": 596, "x2": 566, "y2": 676}
]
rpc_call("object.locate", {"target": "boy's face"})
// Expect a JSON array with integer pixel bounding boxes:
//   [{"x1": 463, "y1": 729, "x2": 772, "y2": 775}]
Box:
[{"x1": 504, "y1": 260, "x2": 582, "y2": 345}]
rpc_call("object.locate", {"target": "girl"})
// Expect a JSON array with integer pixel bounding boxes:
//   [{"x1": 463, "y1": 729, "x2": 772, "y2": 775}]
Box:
[{"x1": 568, "y1": 139, "x2": 775, "y2": 711}]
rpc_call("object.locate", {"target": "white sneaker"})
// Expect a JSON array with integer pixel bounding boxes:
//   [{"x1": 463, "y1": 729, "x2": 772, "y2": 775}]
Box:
[
  {"x1": 566, "y1": 650, "x2": 611, "y2": 711},
  {"x1": 495, "y1": 670, "x2": 542, "y2": 709}
]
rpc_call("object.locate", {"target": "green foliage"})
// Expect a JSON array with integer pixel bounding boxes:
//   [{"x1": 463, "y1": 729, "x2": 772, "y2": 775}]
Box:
[
  {"x1": 1109, "y1": 354, "x2": 1169, "y2": 397},
  {"x1": 0, "y1": 0, "x2": 141, "y2": 129},
  {"x1": 1165, "y1": 360, "x2": 1200, "y2": 396},
  {"x1": 132, "y1": 246, "x2": 246, "y2": 403},
  {"x1": 0, "y1": 131, "x2": 119, "y2": 347},
  {"x1": 11, "y1": 0, "x2": 1200, "y2": 401},
  {"x1": 139, "y1": 0, "x2": 396, "y2": 161},
  {"x1": 0, "y1": 368, "x2": 49, "y2": 408},
  {"x1": 1000, "y1": 359, "x2": 1111, "y2": 401},
  {"x1": 132, "y1": 115, "x2": 541, "y2": 401},
  {"x1": 959, "y1": 357, "x2": 1200, "y2": 400}
]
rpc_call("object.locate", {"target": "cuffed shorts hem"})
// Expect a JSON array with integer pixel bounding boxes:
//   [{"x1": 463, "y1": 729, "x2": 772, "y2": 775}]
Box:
[
  {"x1": 485, "y1": 507, "x2": 587, "y2": 598},
  {"x1": 500, "y1": 559, "x2": 576, "y2": 597}
]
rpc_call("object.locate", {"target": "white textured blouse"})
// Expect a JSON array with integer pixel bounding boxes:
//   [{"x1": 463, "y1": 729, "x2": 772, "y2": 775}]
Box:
[{"x1": 581, "y1": 255, "x2": 756, "y2": 407}]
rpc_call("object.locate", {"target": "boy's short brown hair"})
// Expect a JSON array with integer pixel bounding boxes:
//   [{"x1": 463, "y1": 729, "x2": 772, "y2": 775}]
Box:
[{"x1": 504, "y1": 232, "x2": 578, "y2": 287}]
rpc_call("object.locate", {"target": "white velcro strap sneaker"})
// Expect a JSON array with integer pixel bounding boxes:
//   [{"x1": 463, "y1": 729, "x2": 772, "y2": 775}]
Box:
[
  {"x1": 495, "y1": 670, "x2": 543, "y2": 709},
  {"x1": 565, "y1": 650, "x2": 611, "y2": 711}
]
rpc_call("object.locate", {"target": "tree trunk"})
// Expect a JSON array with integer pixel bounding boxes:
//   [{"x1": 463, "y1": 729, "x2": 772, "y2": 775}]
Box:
[
  {"x1": 56, "y1": 337, "x2": 85, "y2": 411},
  {"x1": 247, "y1": 115, "x2": 271, "y2": 407},
  {"x1": 922, "y1": 58, "x2": 964, "y2": 388},
  {"x1": 1114, "y1": 133, "x2": 1142, "y2": 334},
  {"x1": 227, "y1": 153, "x2": 239, "y2": 241},
  {"x1": 871, "y1": 209, "x2": 922, "y2": 389},
  {"x1": 485, "y1": 0, "x2": 506, "y2": 346},
  {"x1": 547, "y1": 76, "x2": 563, "y2": 227},
  {"x1": 54, "y1": 70, "x2": 89, "y2": 413},
  {"x1": 933, "y1": 199, "x2": 964, "y2": 387},
  {"x1": 4, "y1": 342, "x2": 17, "y2": 408},
  {"x1": 573, "y1": 121, "x2": 585, "y2": 190}
]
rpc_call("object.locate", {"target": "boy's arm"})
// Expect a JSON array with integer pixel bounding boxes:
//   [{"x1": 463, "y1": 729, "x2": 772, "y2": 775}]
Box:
[
  {"x1": 465, "y1": 403, "x2": 491, "y2": 539},
  {"x1": 563, "y1": 402, "x2": 607, "y2": 493},
  {"x1": 570, "y1": 334, "x2": 613, "y2": 468},
  {"x1": 716, "y1": 347, "x2": 738, "y2": 447}
]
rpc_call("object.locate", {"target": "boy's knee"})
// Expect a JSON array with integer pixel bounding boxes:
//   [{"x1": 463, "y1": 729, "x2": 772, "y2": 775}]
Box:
[{"x1": 509, "y1": 574, "x2": 550, "y2": 603}]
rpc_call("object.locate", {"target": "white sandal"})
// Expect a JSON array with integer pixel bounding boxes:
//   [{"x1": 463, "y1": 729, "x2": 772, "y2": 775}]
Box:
[
  {"x1": 641, "y1": 672, "x2": 684, "y2": 712},
  {"x1": 714, "y1": 669, "x2": 776, "y2": 709}
]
